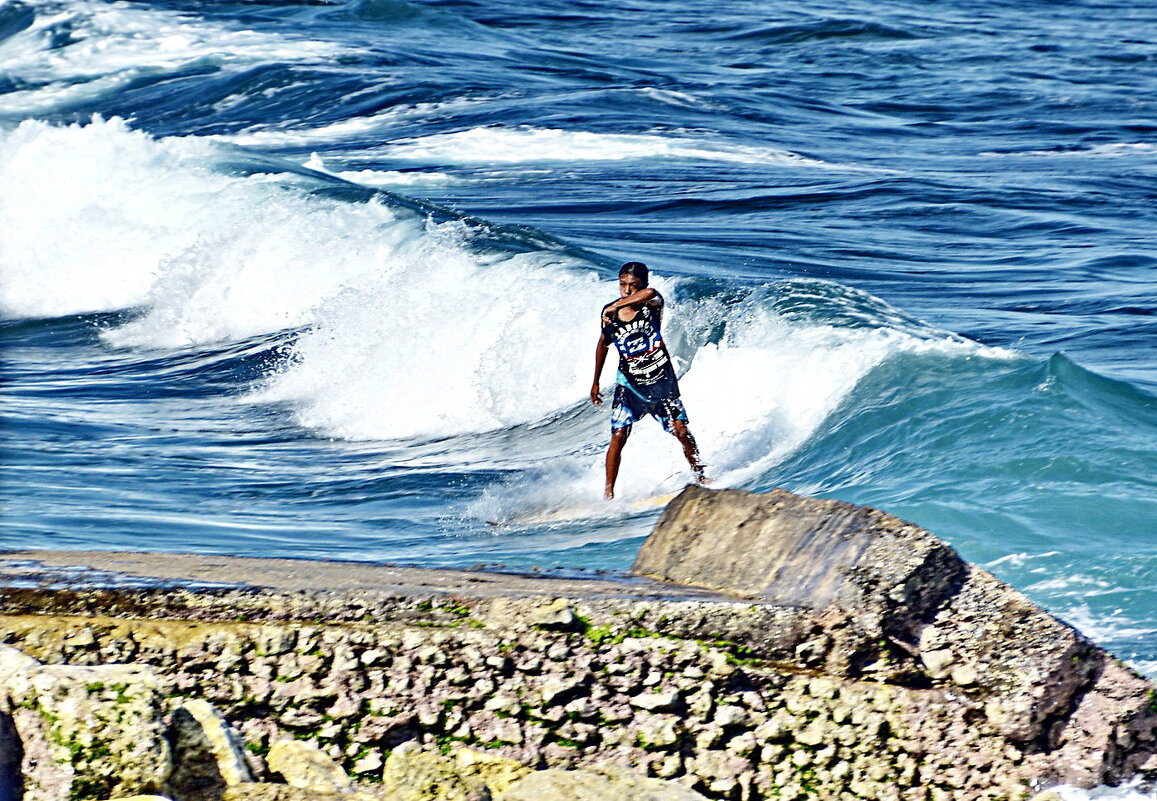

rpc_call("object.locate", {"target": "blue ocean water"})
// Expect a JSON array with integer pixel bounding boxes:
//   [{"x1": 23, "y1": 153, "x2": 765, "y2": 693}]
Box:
[{"x1": 1, "y1": 0, "x2": 1155, "y2": 711}]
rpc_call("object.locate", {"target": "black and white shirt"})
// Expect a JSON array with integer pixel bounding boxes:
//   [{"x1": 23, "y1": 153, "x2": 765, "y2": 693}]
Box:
[{"x1": 601, "y1": 293, "x2": 680, "y2": 401}]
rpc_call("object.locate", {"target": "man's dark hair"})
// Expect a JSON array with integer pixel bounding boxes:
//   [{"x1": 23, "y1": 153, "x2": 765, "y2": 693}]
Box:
[{"x1": 619, "y1": 261, "x2": 649, "y2": 288}]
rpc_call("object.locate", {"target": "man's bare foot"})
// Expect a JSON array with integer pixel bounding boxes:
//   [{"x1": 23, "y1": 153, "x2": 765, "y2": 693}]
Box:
[
  {"x1": 694, "y1": 466, "x2": 710, "y2": 486},
  {"x1": 604, "y1": 488, "x2": 615, "y2": 500}
]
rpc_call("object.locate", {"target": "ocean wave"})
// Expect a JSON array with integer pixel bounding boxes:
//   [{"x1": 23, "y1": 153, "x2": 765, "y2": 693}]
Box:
[
  {"x1": 1, "y1": 117, "x2": 232, "y2": 320},
  {"x1": 215, "y1": 96, "x2": 498, "y2": 149},
  {"x1": 0, "y1": 0, "x2": 345, "y2": 115},
  {"x1": 380, "y1": 125, "x2": 841, "y2": 168},
  {"x1": 981, "y1": 143, "x2": 1157, "y2": 159},
  {"x1": 466, "y1": 284, "x2": 1006, "y2": 521},
  {"x1": 721, "y1": 18, "x2": 922, "y2": 46},
  {"x1": 0, "y1": 118, "x2": 1006, "y2": 512},
  {"x1": 301, "y1": 153, "x2": 466, "y2": 188},
  {"x1": 0, "y1": 117, "x2": 467, "y2": 347}
]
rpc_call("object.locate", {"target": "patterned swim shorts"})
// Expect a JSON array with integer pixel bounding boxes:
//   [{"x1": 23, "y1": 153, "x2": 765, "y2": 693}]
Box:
[{"x1": 610, "y1": 384, "x2": 688, "y2": 434}]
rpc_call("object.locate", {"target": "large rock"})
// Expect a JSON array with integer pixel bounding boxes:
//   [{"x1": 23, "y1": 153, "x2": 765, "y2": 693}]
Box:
[
  {"x1": 166, "y1": 698, "x2": 253, "y2": 801},
  {"x1": 381, "y1": 744, "x2": 531, "y2": 801},
  {"x1": 635, "y1": 485, "x2": 964, "y2": 621},
  {"x1": 635, "y1": 485, "x2": 1157, "y2": 786},
  {"x1": 497, "y1": 765, "x2": 710, "y2": 801},
  {"x1": 0, "y1": 645, "x2": 39, "y2": 801},
  {"x1": 267, "y1": 739, "x2": 353, "y2": 795},
  {"x1": 7, "y1": 662, "x2": 170, "y2": 801},
  {"x1": 3, "y1": 502, "x2": 1157, "y2": 801},
  {"x1": 0, "y1": 643, "x2": 39, "y2": 682}
]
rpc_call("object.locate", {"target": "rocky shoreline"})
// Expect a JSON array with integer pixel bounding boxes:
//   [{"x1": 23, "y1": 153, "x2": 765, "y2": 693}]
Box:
[{"x1": 2, "y1": 486, "x2": 1155, "y2": 800}]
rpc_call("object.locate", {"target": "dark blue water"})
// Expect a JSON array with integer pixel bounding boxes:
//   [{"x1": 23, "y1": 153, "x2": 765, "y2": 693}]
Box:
[{"x1": 1, "y1": 0, "x2": 1155, "y2": 697}]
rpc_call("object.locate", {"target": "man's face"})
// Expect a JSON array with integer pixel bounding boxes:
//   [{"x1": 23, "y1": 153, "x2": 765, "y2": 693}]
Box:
[{"x1": 619, "y1": 274, "x2": 642, "y2": 297}]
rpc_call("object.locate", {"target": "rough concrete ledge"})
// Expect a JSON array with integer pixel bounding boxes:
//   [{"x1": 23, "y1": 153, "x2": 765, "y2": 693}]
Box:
[{"x1": 1, "y1": 486, "x2": 1155, "y2": 801}]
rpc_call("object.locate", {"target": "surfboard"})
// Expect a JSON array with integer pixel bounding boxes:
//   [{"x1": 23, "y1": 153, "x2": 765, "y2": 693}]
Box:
[{"x1": 486, "y1": 491, "x2": 679, "y2": 527}]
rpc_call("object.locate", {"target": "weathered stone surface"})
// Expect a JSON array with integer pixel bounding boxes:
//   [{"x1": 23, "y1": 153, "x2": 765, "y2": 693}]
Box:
[
  {"x1": 0, "y1": 642, "x2": 39, "y2": 681},
  {"x1": 7, "y1": 662, "x2": 170, "y2": 801},
  {"x1": 636, "y1": 485, "x2": 1157, "y2": 787},
  {"x1": 918, "y1": 568, "x2": 1095, "y2": 743},
  {"x1": 2, "y1": 485, "x2": 1157, "y2": 801},
  {"x1": 379, "y1": 743, "x2": 532, "y2": 801},
  {"x1": 267, "y1": 739, "x2": 353, "y2": 794},
  {"x1": 0, "y1": 646, "x2": 34, "y2": 801},
  {"x1": 635, "y1": 485, "x2": 965, "y2": 623},
  {"x1": 167, "y1": 698, "x2": 253, "y2": 801},
  {"x1": 1037, "y1": 656, "x2": 1157, "y2": 787},
  {"x1": 497, "y1": 765, "x2": 710, "y2": 801},
  {"x1": 528, "y1": 598, "x2": 579, "y2": 631},
  {"x1": 221, "y1": 784, "x2": 373, "y2": 801},
  {"x1": 452, "y1": 747, "x2": 533, "y2": 794}
]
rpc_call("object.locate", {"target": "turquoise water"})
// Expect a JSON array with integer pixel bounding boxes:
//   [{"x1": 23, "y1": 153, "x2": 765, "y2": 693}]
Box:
[{"x1": 1, "y1": 0, "x2": 1155, "y2": 696}]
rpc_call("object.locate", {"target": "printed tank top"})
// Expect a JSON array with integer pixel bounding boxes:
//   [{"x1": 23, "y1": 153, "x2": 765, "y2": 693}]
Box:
[{"x1": 601, "y1": 293, "x2": 680, "y2": 401}]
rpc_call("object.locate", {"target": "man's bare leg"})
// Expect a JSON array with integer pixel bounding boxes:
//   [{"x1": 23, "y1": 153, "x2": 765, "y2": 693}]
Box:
[
  {"x1": 670, "y1": 420, "x2": 708, "y2": 484},
  {"x1": 604, "y1": 426, "x2": 631, "y2": 499}
]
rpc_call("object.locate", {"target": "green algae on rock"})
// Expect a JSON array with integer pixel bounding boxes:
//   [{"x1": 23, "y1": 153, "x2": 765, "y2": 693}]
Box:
[{"x1": 1, "y1": 485, "x2": 1156, "y2": 800}]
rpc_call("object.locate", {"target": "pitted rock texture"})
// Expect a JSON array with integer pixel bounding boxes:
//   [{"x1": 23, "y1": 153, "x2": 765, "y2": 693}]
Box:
[
  {"x1": 267, "y1": 739, "x2": 353, "y2": 794},
  {"x1": 6, "y1": 658, "x2": 170, "y2": 801},
  {"x1": 1, "y1": 486, "x2": 1156, "y2": 800},
  {"x1": 635, "y1": 485, "x2": 966, "y2": 624},
  {"x1": 168, "y1": 698, "x2": 254, "y2": 800}
]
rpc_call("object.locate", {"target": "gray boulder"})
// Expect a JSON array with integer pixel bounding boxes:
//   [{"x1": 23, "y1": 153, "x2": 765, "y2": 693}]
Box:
[
  {"x1": 7, "y1": 661, "x2": 170, "y2": 801},
  {"x1": 636, "y1": 485, "x2": 964, "y2": 623},
  {"x1": 167, "y1": 698, "x2": 253, "y2": 801},
  {"x1": 267, "y1": 739, "x2": 353, "y2": 795},
  {"x1": 634, "y1": 484, "x2": 1157, "y2": 788},
  {"x1": 380, "y1": 743, "x2": 531, "y2": 801},
  {"x1": 497, "y1": 765, "x2": 710, "y2": 801},
  {"x1": 0, "y1": 645, "x2": 40, "y2": 801}
]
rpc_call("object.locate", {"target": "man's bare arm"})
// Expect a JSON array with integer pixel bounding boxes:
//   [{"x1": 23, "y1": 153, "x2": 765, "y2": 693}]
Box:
[
  {"x1": 601, "y1": 287, "x2": 657, "y2": 324},
  {"x1": 591, "y1": 332, "x2": 609, "y2": 405}
]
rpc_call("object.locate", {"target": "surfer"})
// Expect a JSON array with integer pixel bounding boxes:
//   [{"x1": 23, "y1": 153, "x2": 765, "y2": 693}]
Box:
[{"x1": 591, "y1": 261, "x2": 707, "y2": 499}]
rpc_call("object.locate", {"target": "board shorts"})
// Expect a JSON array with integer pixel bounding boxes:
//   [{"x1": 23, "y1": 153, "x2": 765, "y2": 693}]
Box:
[{"x1": 610, "y1": 384, "x2": 688, "y2": 434}]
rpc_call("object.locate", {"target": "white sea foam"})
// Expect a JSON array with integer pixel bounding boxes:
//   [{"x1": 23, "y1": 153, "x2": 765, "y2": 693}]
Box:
[
  {"x1": 1052, "y1": 605, "x2": 1157, "y2": 681},
  {"x1": 302, "y1": 153, "x2": 463, "y2": 188},
  {"x1": 985, "y1": 551, "x2": 1062, "y2": 568},
  {"x1": 1132, "y1": 661, "x2": 1157, "y2": 680},
  {"x1": 468, "y1": 290, "x2": 1004, "y2": 520},
  {"x1": 381, "y1": 125, "x2": 838, "y2": 168},
  {"x1": 217, "y1": 97, "x2": 495, "y2": 149},
  {"x1": 1, "y1": 117, "x2": 235, "y2": 320},
  {"x1": 0, "y1": 0, "x2": 343, "y2": 115},
  {"x1": 0, "y1": 118, "x2": 1005, "y2": 525},
  {"x1": 252, "y1": 224, "x2": 608, "y2": 441},
  {"x1": 1046, "y1": 778, "x2": 1157, "y2": 801},
  {"x1": 636, "y1": 87, "x2": 704, "y2": 107},
  {"x1": 0, "y1": 116, "x2": 414, "y2": 341},
  {"x1": 332, "y1": 168, "x2": 464, "y2": 187},
  {"x1": 1026, "y1": 574, "x2": 1114, "y2": 593},
  {"x1": 1060, "y1": 605, "x2": 1157, "y2": 649}
]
